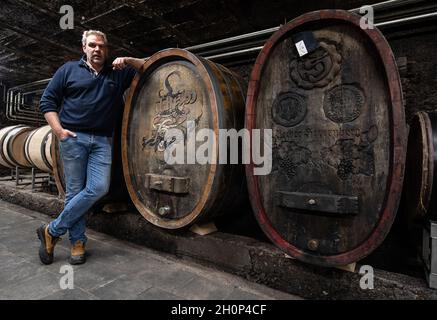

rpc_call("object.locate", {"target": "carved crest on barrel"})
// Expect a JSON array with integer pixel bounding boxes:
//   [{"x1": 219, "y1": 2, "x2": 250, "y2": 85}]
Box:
[
  {"x1": 272, "y1": 92, "x2": 307, "y2": 127},
  {"x1": 142, "y1": 71, "x2": 203, "y2": 152},
  {"x1": 290, "y1": 41, "x2": 341, "y2": 89},
  {"x1": 323, "y1": 84, "x2": 365, "y2": 123}
]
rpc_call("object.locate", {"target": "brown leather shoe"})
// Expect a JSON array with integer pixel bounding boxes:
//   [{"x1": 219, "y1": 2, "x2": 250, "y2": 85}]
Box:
[
  {"x1": 36, "y1": 224, "x2": 60, "y2": 265},
  {"x1": 69, "y1": 240, "x2": 86, "y2": 265}
]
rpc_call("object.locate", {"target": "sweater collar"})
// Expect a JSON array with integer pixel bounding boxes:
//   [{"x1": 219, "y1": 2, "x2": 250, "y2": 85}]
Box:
[{"x1": 79, "y1": 55, "x2": 112, "y2": 72}]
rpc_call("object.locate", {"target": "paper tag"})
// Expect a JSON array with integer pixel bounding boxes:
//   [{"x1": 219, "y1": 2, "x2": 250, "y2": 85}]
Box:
[
  {"x1": 295, "y1": 40, "x2": 308, "y2": 57},
  {"x1": 292, "y1": 32, "x2": 319, "y2": 57}
]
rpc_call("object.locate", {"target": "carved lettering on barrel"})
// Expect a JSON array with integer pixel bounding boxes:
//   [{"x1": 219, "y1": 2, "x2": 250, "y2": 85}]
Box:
[
  {"x1": 272, "y1": 92, "x2": 307, "y2": 127},
  {"x1": 274, "y1": 126, "x2": 365, "y2": 142},
  {"x1": 323, "y1": 85, "x2": 365, "y2": 123},
  {"x1": 142, "y1": 71, "x2": 202, "y2": 152},
  {"x1": 290, "y1": 42, "x2": 341, "y2": 89}
]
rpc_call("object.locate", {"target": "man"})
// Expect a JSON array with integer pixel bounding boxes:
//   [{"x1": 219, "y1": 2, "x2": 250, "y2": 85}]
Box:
[{"x1": 38, "y1": 30, "x2": 145, "y2": 265}]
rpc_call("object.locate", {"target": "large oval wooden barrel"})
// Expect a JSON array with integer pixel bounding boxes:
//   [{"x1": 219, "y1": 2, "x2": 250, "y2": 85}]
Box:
[
  {"x1": 122, "y1": 48, "x2": 246, "y2": 229},
  {"x1": 24, "y1": 125, "x2": 53, "y2": 173},
  {"x1": 245, "y1": 10, "x2": 406, "y2": 266},
  {"x1": 0, "y1": 125, "x2": 34, "y2": 168}
]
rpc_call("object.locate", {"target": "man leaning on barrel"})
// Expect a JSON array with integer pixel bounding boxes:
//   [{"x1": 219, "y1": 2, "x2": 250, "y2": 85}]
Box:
[{"x1": 37, "y1": 30, "x2": 145, "y2": 265}]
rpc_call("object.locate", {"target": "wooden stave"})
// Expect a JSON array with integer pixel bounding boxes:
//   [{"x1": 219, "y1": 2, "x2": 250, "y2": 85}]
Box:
[
  {"x1": 45, "y1": 132, "x2": 53, "y2": 168},
  {"x1": 3, "y1": 125, "x2": 33, "y2": 168},
  {"x1": 0, "y1": 125, "x2": 25, "y2": 168},
  {"x1": 24, "y1": 125, "x2": 53, "y2": 173}
]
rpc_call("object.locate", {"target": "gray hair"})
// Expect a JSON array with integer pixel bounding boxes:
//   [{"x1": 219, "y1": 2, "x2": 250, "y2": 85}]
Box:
[{"x1": 82, "y1": 30, "x2": 108, "y2": 46}]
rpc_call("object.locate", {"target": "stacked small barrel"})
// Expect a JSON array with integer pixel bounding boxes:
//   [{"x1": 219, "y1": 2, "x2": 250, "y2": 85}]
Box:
[{"x1": 0, "y1": 124, "x2": 53, "y2": 173}]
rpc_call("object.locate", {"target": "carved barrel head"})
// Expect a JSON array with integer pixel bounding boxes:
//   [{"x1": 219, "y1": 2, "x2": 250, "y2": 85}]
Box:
[{"x1": 245, "y1": 10, "x2": 406, "y2": 267}]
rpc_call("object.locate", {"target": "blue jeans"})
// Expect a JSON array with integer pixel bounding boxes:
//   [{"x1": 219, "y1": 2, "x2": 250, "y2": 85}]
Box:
[{"x1": 48, "y1": 132, "x2": 112, "y2": 244}]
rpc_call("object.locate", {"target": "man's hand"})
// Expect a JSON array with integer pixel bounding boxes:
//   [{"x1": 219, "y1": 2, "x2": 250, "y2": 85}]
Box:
[
  {"x1": 43, "y1": 112, "x2": 77, "y2": 142},
  {"x1": 56, "y1": 128, "x2": 77, "y2": 141},
  {"x1": 112, "y1": 57, "x2": 128, "y2": 70},
  {"x1": 113, "y1": 57, "x2": 147, "y2": 70}
]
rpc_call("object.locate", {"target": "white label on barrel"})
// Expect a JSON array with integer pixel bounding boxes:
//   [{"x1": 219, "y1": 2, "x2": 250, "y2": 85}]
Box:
[{"x1": 295, "y1": 40, "x2": 308, "y2": 57}]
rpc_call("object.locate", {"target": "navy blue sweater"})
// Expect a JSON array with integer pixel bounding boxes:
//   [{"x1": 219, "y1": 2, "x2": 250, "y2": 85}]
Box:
[{"x1": 39, "y1": 57, "x2": 136, "y2": 136}]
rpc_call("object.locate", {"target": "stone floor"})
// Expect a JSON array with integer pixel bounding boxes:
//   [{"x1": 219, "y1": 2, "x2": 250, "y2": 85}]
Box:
[{"x1": 0, "y1": 199, "x2": 301, "y2": 300}]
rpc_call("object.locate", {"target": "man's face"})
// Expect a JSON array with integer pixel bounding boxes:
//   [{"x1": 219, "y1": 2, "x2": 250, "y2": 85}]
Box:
[{"x1": 82, "y1": 34, "x2": 108, "y2": 67}]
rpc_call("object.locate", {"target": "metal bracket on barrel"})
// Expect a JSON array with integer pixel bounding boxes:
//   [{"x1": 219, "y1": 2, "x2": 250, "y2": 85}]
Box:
[
  {"x1": 275, "y1": 191, "x2": 359, "y2": 216},
  {"x1": 145, "y1": 173, "x2": 190, "y2": 194}
]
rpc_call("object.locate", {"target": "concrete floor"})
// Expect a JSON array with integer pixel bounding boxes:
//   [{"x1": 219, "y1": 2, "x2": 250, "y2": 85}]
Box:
[{"x1": 0, "y1": 199, "x2": 301, "y2": 300}]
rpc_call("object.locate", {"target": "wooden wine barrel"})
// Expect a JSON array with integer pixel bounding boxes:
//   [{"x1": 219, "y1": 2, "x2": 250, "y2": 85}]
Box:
[
  {"x1": 405, "y1": 111, "x2": 433, "y2": 221},
  {"x1": 245, "y1": 10, "x2": 406, "y2": 266},
  {"x1": 24, "y1": 125, "x2": 53, "y2": 173},
  {"x1": 122, "y1": 48, "x2": 247, "y2": 229},
  {"x1": 0, "y1": 125, "x2": 34, "y2": 168},
  {"x1": 0, "y1": 125, "x2": 24, "y2": 168},
  {"x1": 402, "y1": 111, "x2": 435, "y2": 224}
]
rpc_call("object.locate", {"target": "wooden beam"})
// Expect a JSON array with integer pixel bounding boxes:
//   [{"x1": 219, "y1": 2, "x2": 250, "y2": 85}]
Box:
[
  {"x1": 15, "y1": 0, "x2": 146, "y2": 57},
  {"x1": 0, "y1": 21, "x2": 78, "y2": 55},
  {"x1": 0, "y1": 44, "x2": 59, "y2": 73},
  {"x1": 124, "y1": 0, "x2": 192, "y2": 44}
]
